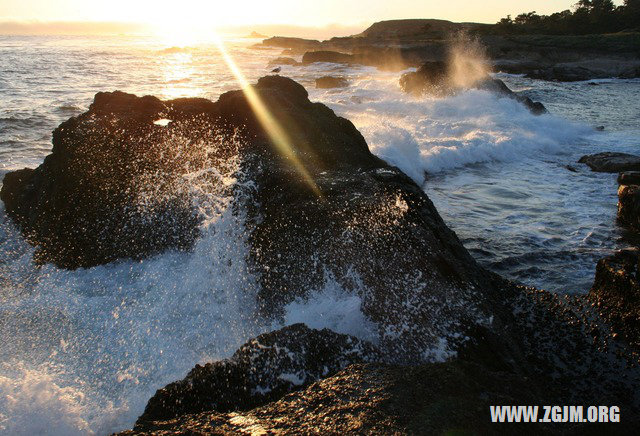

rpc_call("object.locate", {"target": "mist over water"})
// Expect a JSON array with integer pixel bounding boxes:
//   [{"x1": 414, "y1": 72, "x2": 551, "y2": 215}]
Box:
[{"x1": 1, "y1": 35, "x2": 639, "y2": 433}]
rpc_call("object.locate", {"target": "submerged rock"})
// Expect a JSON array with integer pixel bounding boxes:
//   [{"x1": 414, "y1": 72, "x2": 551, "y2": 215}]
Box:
[
  {"x1": 578, "y1": 152, "x2": 640, "y2": 173},
  {"x1": 399, "y1": 62, "x2": 547, "y2": 115},
  {"x1": 136, "y1": 324, "x2": 380, "y2": 426},
  {"x1": 315, "y1": 76, "x2": 349, "y2": 89}
]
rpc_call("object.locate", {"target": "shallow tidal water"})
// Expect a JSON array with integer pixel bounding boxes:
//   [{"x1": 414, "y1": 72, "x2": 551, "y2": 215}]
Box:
[{"x1": 0, "y1": 34, "x2": 639, "y2": 434}]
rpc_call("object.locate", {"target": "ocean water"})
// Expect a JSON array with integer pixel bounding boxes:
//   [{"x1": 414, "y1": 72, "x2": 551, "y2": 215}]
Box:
[{"x1": 0, "y1": 34, "x2": 639, "y2": 434}]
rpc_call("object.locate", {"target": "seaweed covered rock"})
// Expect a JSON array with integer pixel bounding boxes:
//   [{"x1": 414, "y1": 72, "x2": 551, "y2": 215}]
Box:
[{"x1": 136, "y1": 324, "x2": 381, "y2": 426}]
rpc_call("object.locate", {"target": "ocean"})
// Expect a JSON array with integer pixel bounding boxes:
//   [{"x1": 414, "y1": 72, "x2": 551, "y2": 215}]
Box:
[{"x1": 0, "y1": 34, "x2": 639, "y2": 434}]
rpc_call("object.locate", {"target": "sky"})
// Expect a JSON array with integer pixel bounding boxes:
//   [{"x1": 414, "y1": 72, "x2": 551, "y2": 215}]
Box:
[{"x1": 0, "y1": 0, "x2": 625, "y2": 36}]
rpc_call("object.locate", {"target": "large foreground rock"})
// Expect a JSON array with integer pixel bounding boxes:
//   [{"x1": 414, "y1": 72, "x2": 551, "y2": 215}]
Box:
[{"x1": 1, "y1": 76, "x2": 501, "y2": 360}]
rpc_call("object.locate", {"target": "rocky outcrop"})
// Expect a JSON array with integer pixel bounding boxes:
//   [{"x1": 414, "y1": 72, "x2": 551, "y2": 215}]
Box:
[
  {"x1": 617, "y1": 171, "x2": 640, "y2": 232},
  {"x1": 399, "y1": 62, "x2": 547, "y2": 114},
  {"x1": 315, "y1": 76, "x2": 349, "y2": 89},
  {"x1": 579, "y1": 152, "x2": 640, "y2": 173},
  {"x1": 589, "y1": 250, "x2": 640, "y2": 351},
  {"x1": 302, "y1": 50, "x2": 355, "y2": 65},
  {"x1": 261, "y1": 37, "x2": 321, "y2": 53},
  {"x1": 136, "y1": 324, "x2": 381, "y2": 426},
  {"x1": 0, "y1": 91, "x2": 205, "y2": 269},
  {"x1": 267, "y1": 57, "x2": 300, "y2": 67},
  {"x1": 1, "y1": 76, "x2": 500, "y2": 361},
  {"x1": 477, "y1": 78, "x2": 548, "y2": 115},
  {"x1": 399, "y1": 61, "x2": 449, "y2": 95},
  {"x1": 122, "y1": 362, "x2": 558, "y2": 436}
]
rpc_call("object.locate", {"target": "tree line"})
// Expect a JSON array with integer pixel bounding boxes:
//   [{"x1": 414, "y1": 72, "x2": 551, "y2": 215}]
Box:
[{"x1": 493, "y1": 0, "x2": 639, "y2": 35}]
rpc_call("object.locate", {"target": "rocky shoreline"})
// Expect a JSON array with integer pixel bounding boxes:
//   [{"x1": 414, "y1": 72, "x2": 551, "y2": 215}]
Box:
[
  {"x1": 259, "y1": 19, "x2": 640, "y2": 82},
  {"x1": 3, "y1": 77, "x2": 640, "y2": 433}
]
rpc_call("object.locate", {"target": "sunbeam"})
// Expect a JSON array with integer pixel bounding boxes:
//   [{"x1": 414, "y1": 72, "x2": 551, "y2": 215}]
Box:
[{"x1": 212, "y1": 35, "x2": 323, "y2": 197}]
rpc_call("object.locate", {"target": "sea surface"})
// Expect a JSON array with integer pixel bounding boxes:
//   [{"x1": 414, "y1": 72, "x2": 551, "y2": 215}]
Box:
[{"x1": 0, "y1": 34, "x2": 639, "y2": 434}]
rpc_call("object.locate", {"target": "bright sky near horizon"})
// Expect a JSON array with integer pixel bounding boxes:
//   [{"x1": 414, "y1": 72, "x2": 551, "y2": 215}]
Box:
[{"x1": 0, "y1": 0, "x2": 625, "y2": 26}]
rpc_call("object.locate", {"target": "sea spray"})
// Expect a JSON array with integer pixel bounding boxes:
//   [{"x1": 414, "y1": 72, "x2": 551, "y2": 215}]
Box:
[{"x1": 447, "y1": 31, "x2": 491, "y2": 90}]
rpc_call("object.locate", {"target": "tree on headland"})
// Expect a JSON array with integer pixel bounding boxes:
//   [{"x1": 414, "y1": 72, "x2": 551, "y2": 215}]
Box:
[{"x1": 493, "y1": 0, "x2": 639, "y2": 35}]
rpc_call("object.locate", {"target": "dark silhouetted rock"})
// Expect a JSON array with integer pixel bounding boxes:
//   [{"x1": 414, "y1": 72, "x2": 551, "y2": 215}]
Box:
[
  {"x1": 136, "y1": 324, "x2": 381, "y2": 425},
  {"x1": 399, "y1": 61, "x2": 449, "y2": 95},
  {"x1": 618, "y1": 183, "x2": 640, "y2": 231},
  {"x1": 618, "y1": 171, "x2": 640, "y2": 186},
  {"x1": 302, "y1": 50, "x2": 355, "y2": 65},
  {"x1": 589, "y1": 250, "x2": 640, "y2": 351},
  {"x1": 579, "y1": 152, "x2": 640, "y2": 173},
  {"x1": 1, "y1": 76, "x2": 496, "y2": 361},
  {"x1": 267, "y1": 57, "x2": 300, "y2": 67},
  {"x1": 271, "y1": 67, "x2": 281, "y2": 73},
  {"x1": 315, "y1": 76, "x2": 349, "y2": 89},
  {"x1": 400, "y1": 62, "x2": 547, "y2": 114}
]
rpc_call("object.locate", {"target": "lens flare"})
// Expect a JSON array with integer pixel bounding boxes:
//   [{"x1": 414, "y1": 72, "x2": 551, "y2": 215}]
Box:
[{"x1": 212, "y1": 36, "x2": 322, "y2": 197}]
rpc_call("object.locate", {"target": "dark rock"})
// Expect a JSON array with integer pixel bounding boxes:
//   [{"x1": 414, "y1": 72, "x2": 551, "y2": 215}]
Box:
[
  {"x1": 399, "y1": 61, "x2": 449, "y2": 95},
  {"x1": 136, "y1": 324, "x2": 380, "y2": 425},
  {"x1": 527, "y1": 66, "x2": 595, "y2": 82},
  {"x1": 566, "y1": 165, "x2": 578, "y2": 172},
  {"x1": 261, "y1": 37, "x2": 321, "y2": 52},
  {"x1": 315, "y1": 76, "x2": 349, "y2": 89},
  {"x1": 400, "y1": 62, "x2": 547, "y2": 115},
  {"x1": 578, "y1": 152, "x2": 640, "y2": 173},
  {"x1": 121, "y1": 357, "x2": 639, "y2": 435},
  {"x1": 477, "y1": 78, "x2": 547, "y2": 115},
  {"x1": 618, "y1": 184, "x2": 640, "y2": 231},
  {"x1": 267, "y1": 57, "x2": 300, "y2": 67},
  {"x1": 1, "y1": 76, "x2": 496, "y2": 361},
  {"x1": 271, "y1": 67, "x2": 281, "y2": 73},
  {"x1": 618, "y1": 171, "x2": 640, "y2": 186},
  {"x1": 589, "y1": 250, "x2": 640, "y2": 350},
  {"x1": 0, "y1": 92, "x2": 203, "y2": 269},
  {"x1": 302, "y1": 50, "x2": 355, "y2": 65}
]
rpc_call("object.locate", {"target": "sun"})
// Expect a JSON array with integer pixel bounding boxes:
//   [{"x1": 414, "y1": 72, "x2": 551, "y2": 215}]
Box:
[{"x1": 145, "y1": 1, "x2": 222, "y2": 46}]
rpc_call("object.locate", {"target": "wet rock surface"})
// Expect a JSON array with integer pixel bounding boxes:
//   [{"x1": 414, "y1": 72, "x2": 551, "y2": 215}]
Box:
[
  {"x1": 589, "y1": 250, "x2": 640, "y2": 352},
  {"x1": 578, "y1": 152, "x2": 640, "y2": 173},
  {"x1": 136, "y1": 324, "x2": 381, "y2": 425}
]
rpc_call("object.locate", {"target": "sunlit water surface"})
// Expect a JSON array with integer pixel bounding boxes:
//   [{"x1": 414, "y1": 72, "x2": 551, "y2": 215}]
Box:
[{"x1": 0, "y1": 35, "x2": 639, "y2": 434}]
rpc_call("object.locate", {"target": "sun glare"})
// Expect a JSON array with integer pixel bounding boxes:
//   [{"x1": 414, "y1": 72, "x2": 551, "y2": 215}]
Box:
[{"x1": 147, "y1": 4, "x2": 218, "y2": 46}]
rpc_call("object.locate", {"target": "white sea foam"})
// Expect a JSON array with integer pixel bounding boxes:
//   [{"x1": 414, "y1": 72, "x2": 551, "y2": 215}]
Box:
[{"x1": 314, "y1": 78, "x2": 592, "y2": 184}]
